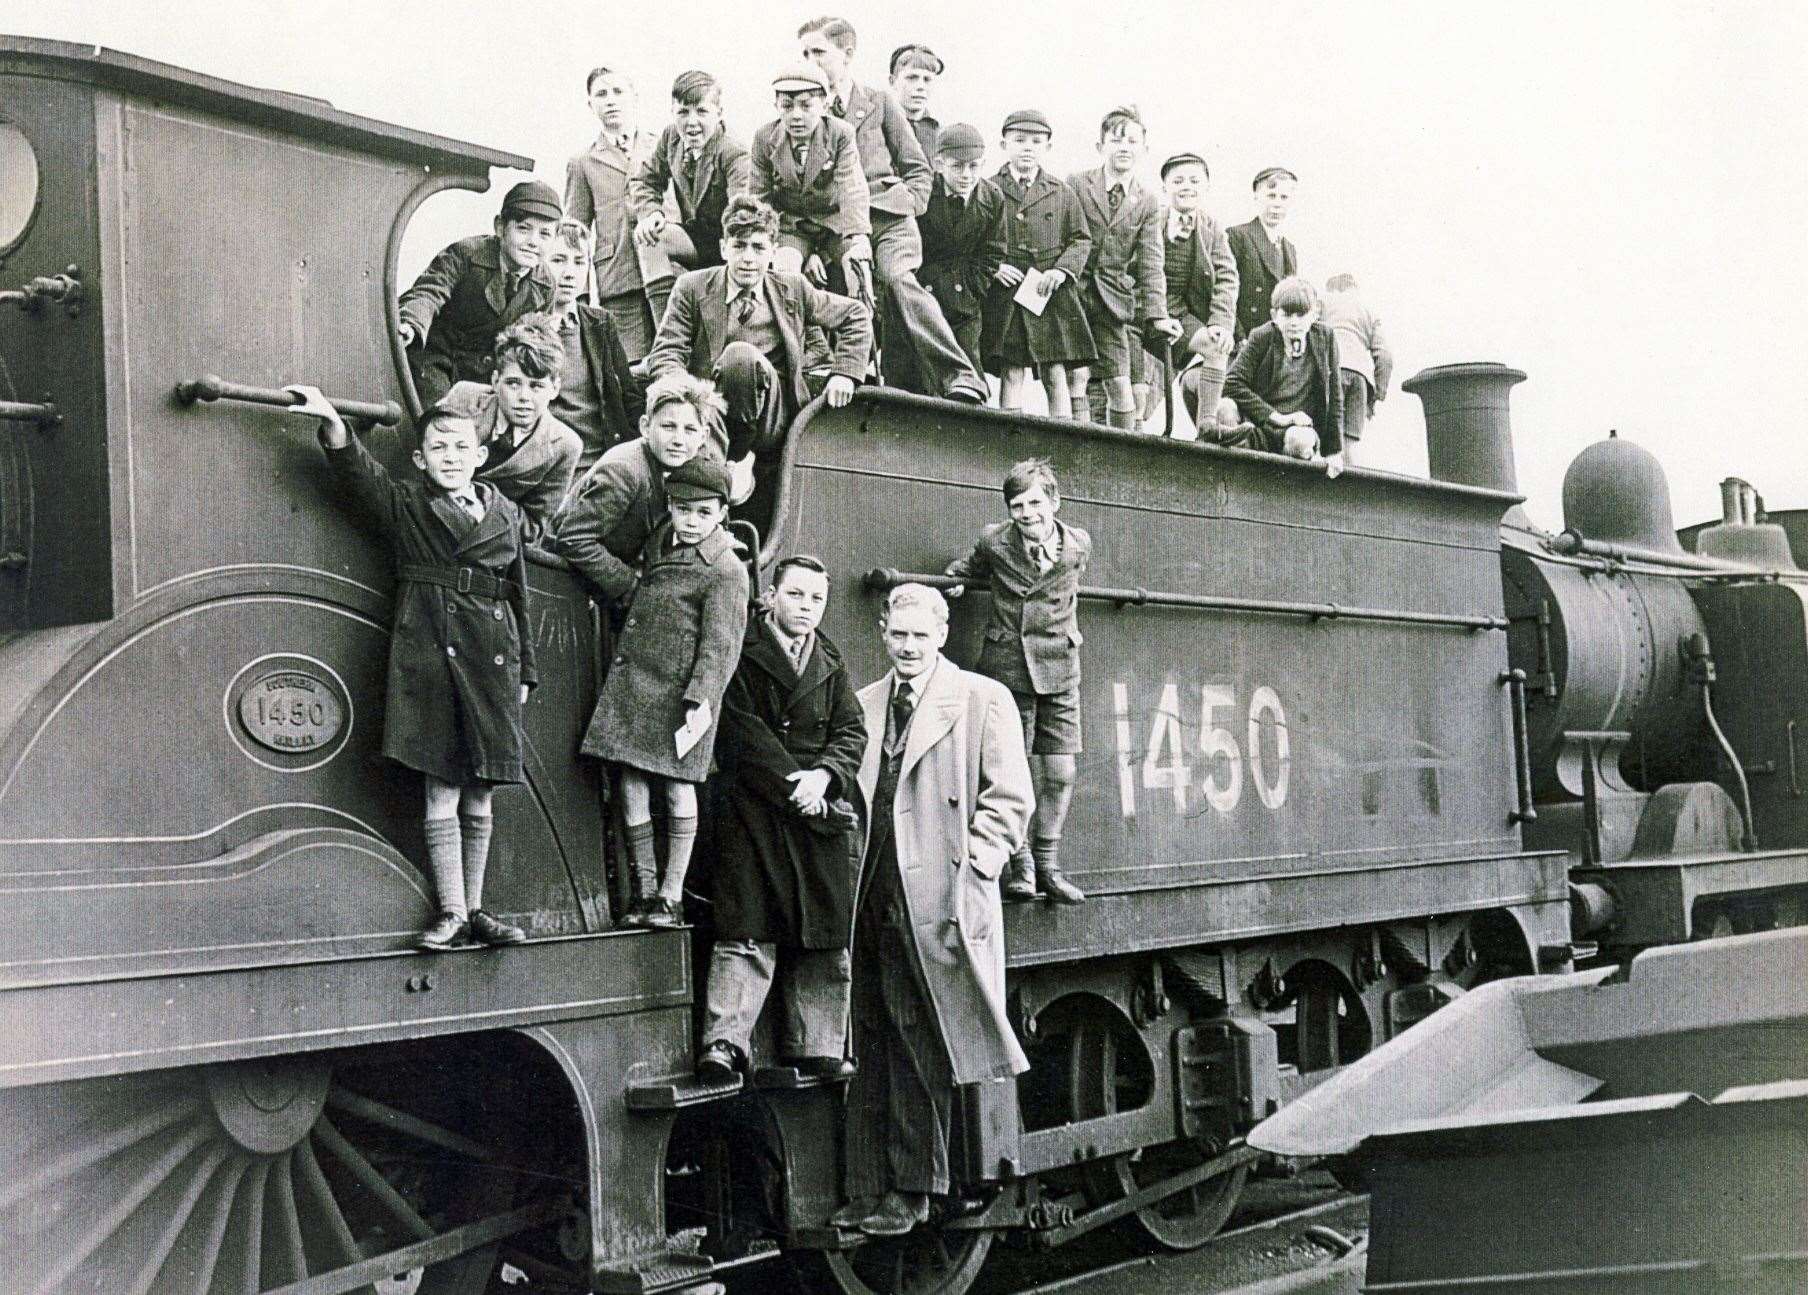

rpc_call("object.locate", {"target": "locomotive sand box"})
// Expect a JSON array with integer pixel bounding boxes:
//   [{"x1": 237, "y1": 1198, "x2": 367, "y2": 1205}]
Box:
[{"x1": 1, "y1": 38, "x2": 1804, "y2": 1295}]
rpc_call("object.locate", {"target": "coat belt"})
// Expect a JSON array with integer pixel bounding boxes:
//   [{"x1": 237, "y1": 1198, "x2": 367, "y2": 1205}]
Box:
[{"x1": 397, "y1": 563, "x2": 521, "y2": 601}]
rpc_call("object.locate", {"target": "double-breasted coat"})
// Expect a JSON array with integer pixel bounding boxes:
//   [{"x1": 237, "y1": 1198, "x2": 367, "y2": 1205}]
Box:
[
  {"x1": 582, "y1": 522, "x2": 750, "y2": 782},
  {"x1": 982, "y1": 166, "x2": 1096, "y2": 366},
  {"x1": 628, "y1": 124, "x2": 753, "y2": 270},
  {"x1": 946, "y1": 520, "x2": 1092, "y2": 695},
  {"x1": 1222, "y1": 320, "x2": 1345, "y2": 455},
  {"x1": 397, "y1": 235, "x2": 555, "y2": 407},
  {"x1": 854, "y1": 658, "x2": 1033, "y2": 1084},
  {"x1": 1226, "y1": 218, "x2": 1299, "y2": 343},
  {"x1": 323, "y1": 433, "x2": 536, "y2": 785},
  {"x1": 712, "y1": 621, "x2": 868, "y2": 948},
  {"x1": 1068, "y1": 166, "x2": 1167, "y2": 327},
  {"x1": 428, "y1": 381, "x2": 582, "y2": 543},
  {"x1": 749, "y1": 117, "x2": 873, "y2": 251},
  {"x1": 920, "y1": 174, "x2": 1005, "y2": 327}
]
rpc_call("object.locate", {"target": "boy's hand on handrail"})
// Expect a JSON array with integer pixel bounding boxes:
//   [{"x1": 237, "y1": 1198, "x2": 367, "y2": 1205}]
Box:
[
  {"x1": 396, "y1": 321, "x2": 418, "y2": 348},
  {"x1": 285, "y1": 384, "x2": 349, "y2": 448},
  {"x1": 941, "y1": 561, "x2": 966, "y2": 600},
  {"x1": 1323, "y1": 452, "x2": 1346, "y2": 480},
  {"x1": 824, "y1": 375, "x2": 856, "y2": 408}
]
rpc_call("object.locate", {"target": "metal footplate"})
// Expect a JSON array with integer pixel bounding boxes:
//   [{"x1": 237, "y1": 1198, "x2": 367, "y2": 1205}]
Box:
[
  {"x1": 625, "y1": 1073, "x2": 744, "y2": 1111},
  {"x1": 593, "y1": 1250, "x2": 718, "y2": 1295},
  {"x1": 751, "y1": 1063, "x2": 854, "y2": 1090}
]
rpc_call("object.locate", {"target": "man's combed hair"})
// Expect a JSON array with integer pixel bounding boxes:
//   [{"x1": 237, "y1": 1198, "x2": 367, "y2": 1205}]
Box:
[
  {"x1": 1003, "y1": 456, "x2": 1061, "y2": 504},
  {"x1": 671, "y1": 70, "x2": 720, "y2": 106},
  {"x1": 774, "y1": 553, "x2": 832, "y2": 587},
  {"x1": 1098, "y1": 105, "x2": 1145, "y2": 141},
  {"x1": 493, "y1": 313, "x2": 565, "y2": 381},
  {"x1": 1271, "y1": 276, "x2": 1318, "y2": 315},
  {"x1": 886, "y1": 582, "x2": 949, "y2": 625},
  {"x1": 644, "y1": 370, "x2": 729, "y2": 425},
  {"x1": 553, "y1": 220, "x2": 594, "y2": 255},
  {"x1": 1325, "y1": 272, "x2": 1359, "y2": 293},
  {"x1": 721, "y1": 194, "x2": 780, "y2": 241},
  {"x1": 798, "y1": 15, "x2": 858, "y2": 50}
]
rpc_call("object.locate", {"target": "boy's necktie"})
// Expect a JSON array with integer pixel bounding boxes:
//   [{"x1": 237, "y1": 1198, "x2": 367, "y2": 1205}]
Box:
[
  {"x1": 831, "y1": 96, "x2": 847, "y2": 119},
  {"x1": 734, "y1": 290, "x2": 757, "y2": 325},
  {"x1": 790, "y1": 635, "x2": 809, "y2": 672},
  {"x1": 792, "y1": 141, "x2": 808, "y2": 169},
  {"x1": 1108, "y1": 184, "x2": 1122, "y2": 212}
]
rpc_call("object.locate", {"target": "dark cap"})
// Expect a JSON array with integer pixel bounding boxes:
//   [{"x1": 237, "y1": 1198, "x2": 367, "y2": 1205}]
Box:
[
  {"x1": 500, "y1": 180, "x2": 562, "y2": 223},
  {"x1": 665, "y1": 453, "x2": 733, "y2": 503},
  {"x1": 1252, "y1": 166, "x2": 1298, "y2": 190},
  {"x1": 936, "y1": 123, "x2": 985, "y2": 160},
  {"x1": 772, "y1": 64, "x2": 829, "y2": 94},
  {"x1": 1159, "y1": 152, "x2": 1210, "y2": 180},
  {"x1": 1001, "y1": 108, "x2": 1052, "y2": 136}
]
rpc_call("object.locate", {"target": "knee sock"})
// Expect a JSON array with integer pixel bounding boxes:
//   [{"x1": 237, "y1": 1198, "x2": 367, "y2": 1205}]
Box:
[
  {"x1": 1031, "y1": 834, "x2": 1064, "y2": 873},
  {"x1": 1106, "y1": 406, "x2": 1137, "y2": 429},
  {"x1": 1193, "y1": 363, "x2": 1228, "y2": 433},
  {"x1": 625, "y1": 819, "x2": 658, "y2": 901},
  {"x1": 423, "y1": 816, "x2": 467, "y2": 918},
  {"x1": 459, "y1": 812, "x2": 493, "y2": 912},
  {"x1": 658, "y1": 814, "x2": 700, "y2": 904}
]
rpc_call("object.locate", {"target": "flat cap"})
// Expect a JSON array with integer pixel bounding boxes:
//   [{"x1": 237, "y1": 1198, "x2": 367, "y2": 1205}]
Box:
[
  {"x1": 936, "y1": 123, "x2": 985, "y2": 159},
  {"x1": 1252, "y1": 165, "x2": 1298, "y2": 189},
  {"x1": 772, "y1": 64, "x2": 829, "y2": 94},
  {"x1": 665, "y1": 453, "x2": 733, "y2": 502},
  {"x1": 1159, "y1": 152, "x2": 1210, "y2": 180},
  {"x1": 1001, "y1": 108, "x2": 1052, "y2": 136},
  {"x1": 499, "y1": 179, "x2": 561, "y2": 222}
]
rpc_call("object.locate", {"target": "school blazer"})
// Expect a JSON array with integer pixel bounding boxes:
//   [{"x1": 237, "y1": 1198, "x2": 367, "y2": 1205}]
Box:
[
  {"x1": 920, "y1": 175, "x2": 1005, "y2": 325},
  {"x1": 1162, "y1": 209, "x2": 1239, "y2": 335},
  {"x1": 946, "y1": 520, "x2": 1092, "y2": 695},
  {"x1": 749, "y1": 117, "x2": 872, "y2": 242},
  {"x1": 989, "y1": 167, "x2": 1092, "y2": 280},
  {"x1": 1068, "y1": 167, "x2": 1167, "y2": 324},
  {"x1": 628, "y1": 125, "x2": 752, "y2": 268},
  {"x1": 1222, "y1": 321, "x2": 1345, "y2": 455},
  {"x1": 1226, "y1": 218, "x2": 1299, "y2": 341},
  {"x1": 840, "y1": 82, "x2": 933, "y2": 218},
  {"x1": 646, "y1": 266, "x2": 873, "y2": 413},
  {"x1": 565, "y1": 129, "x2": 660, "y2": 299}
]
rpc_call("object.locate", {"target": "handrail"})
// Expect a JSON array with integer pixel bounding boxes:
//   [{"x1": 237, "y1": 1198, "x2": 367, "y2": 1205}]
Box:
[
  {"x1": 175, "y1": 374, "x2": 403, "y2": 427},
  {"x1": 0, "y1": 399, "x2": 61, "y2": 427},
  {"x1": 864, "y1": 568, "x2": 1509, "y2": 632},
  {"x1": 1500, "y1": 668, "x2": 1537, "y2": 823}
]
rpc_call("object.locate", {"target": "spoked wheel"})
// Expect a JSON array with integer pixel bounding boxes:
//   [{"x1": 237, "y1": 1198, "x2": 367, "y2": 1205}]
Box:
[
  {"x1": 0, "y1": 1052, "x2": 532, "y2": 1295},
  {"x1": 1066, "y1": 1015, "x2": 1246, "y2": 1251},
  {"x1": 821, "y1": 1224, "x2": 994, "y2": 1295}
]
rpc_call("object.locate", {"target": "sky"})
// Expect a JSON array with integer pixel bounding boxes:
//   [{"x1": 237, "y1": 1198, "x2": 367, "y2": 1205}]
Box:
[{"x1": 15, "y1": 0, "x2": 1808, "y2": 528}]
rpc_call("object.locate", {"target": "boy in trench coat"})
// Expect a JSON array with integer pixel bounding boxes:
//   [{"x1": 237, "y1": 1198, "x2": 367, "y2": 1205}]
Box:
[
  {"x1": 698, "y1": 556, "x2": 867, "y2": 1080},
  {"x1": 831, "y1": 583, "x2": 1032, "y2": 1237}
]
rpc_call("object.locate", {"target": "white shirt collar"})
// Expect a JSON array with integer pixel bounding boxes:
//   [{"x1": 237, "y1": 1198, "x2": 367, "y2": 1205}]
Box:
[{"x1": 893, "y1": 665, "x2": 933, "y2": 700}]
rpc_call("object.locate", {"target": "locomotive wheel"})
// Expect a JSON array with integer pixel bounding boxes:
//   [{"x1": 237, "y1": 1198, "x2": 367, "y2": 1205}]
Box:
[
  {"x1": 1066, "y1": 1016, "x2": 1246, "y2": 1251},
  {"x1": 820, "y1": 1224, "x2": 994, "y2": 1295},
  {"x1": 0, "y1": 1053, "x2": 525, "y2": 1295}
]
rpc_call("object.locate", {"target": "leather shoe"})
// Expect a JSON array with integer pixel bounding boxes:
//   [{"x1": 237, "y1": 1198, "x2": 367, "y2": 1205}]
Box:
[
  {"x1": 944, "y1": 382, "x2": 988, "y2": 406},
  {"x1": 830, "y1": 1196, "x2": 878, "y2": 1229},
  {"x1": 1001, "y1": 850, "x2": 1037, "y2": 903},
  {"x1": 640, "y1": 897, "x2": 684, "y2": 928},
  {"x1": 468, "y1": 909, "x2": 527, "y2": 946},
  {"x1": 859, "y1": 1191, "x2": 929, "y2": 1237},
  {"x1": 783, "y1": 1055, "x2": 856, "y2": 1080},
  {"x1": 696, "y1": 1040, "x2": 746, "y2": 1082},
  {"x1": 415, "y1": 911, "x2": 468, "y2": 951},
  {"x1": 1038, "y1": 864, "x2": 1086, "y2": 905}
]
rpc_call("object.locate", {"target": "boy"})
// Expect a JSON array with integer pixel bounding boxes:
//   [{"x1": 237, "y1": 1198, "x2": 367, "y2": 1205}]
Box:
[
  {"x1": 919, "y1": 124, "x2": 1004, "y2": 381},
  {"x1": 945, "y1": 458, "x2": 1089, "y2": 904},
  {"x1": 983, "y1": 110, "x2": 1095, "y2": 418},
  {"x1": 582, "y1": 453, "x2": 749, "y2": 928},
  {"x1": 1320, "y1": 273, "x2": 1394, "y2": 466},
  {"x1": 798, "y1": 16, "x2": 987, "y2": 404},
  {"x1": 750, "y1": 64, "x2": 872, "y2": 297},
  {"x1": 1227, "y1": 166, "x2": 1300, "y2": 345},
  {"x1": 888, "y1": 43, "x2": 943, "y2": 163},
  {"x1": 566, "y1": 66, "x2": 680, "y2": 361},
  {"x1": 630, "y1": 70, "x2": 753, "y2": 274},
  {"x1": 291, "y1": 385, "x2": 534, "y2": 951},
  {"x1": 1222, "y1": 276, "x2": 1346, "y2": 476},
  {"x1": 555, "y1": 371, "x2": 727, "y2": 609},
  {"x1": 647, "y1": 195, "x2": 870, "y2": 492},
  {"x1": 700, "y1": 554, "x2": 867, "y2": 1080},
  {"x1": 429, "y1": 315, "x2": 581, "y2": 543},
  {"x1": 397, "y1": 181, "x2": 559, "y2": 406},
  {"x1": 1068, "y1": 106, "x2": 1180, "y2": 429},
  {"x1": 1149, "y1": 152, "x2": 1245, "y2": 439},
  {"x1": 544, "y1": 220, "x2": 646, "y2": 472}
]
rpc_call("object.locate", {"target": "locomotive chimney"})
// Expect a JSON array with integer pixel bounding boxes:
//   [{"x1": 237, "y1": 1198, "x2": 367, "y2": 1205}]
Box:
[{"x1": 1403, "y1": 363, "x2": 1529, "y2": 521}]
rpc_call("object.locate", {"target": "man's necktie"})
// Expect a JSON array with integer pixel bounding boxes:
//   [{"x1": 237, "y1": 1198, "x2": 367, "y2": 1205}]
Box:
[{"x1": 889, "y1": 683, "x2": 915, "y2": 753}]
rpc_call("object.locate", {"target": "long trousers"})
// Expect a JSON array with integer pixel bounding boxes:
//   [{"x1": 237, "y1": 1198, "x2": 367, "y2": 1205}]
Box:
[
  {"x1": 701, "y1": 938, "x2": 851, "y2": 1058},
  {"x1": 871, "y1": 214, "x2": 986, "y2": 402}
]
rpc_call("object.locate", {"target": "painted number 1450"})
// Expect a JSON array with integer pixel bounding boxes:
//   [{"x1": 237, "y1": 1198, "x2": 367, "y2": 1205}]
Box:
[{"x1": 1111, "y1": 682, "x2": 1291, "y2": 817}]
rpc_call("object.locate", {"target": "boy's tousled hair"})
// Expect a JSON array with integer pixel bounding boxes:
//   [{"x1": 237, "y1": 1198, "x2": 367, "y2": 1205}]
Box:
[
  {"x1": 721, "y1": 194, "x2": 781, "y2": 241},
  {"x1": 1270, "y1": 276, "x2": 1319, "y2": 315},
  {"x1": 493, "y1": 313, "x2": 565, "y2": 381},
  {"x1": 1325, "y1": 272, "x2": 1359, "y2": 293},
  {"x1": 798, "y1": 15, "x2": 857, "y2": 51},
  {"x1": 644, "y1": 370, "x2": 728, "y2": 425},
  {"x1": 774, "y1": 553, "x2": 832, "y2": 588},
  {"x1": 885, "y1": 582, "x2": 948, "y2": 625},
  {"x1": 1003, "y1": 456, "x2": 1061, "y2": 505},
  {"x1": 889, "y1": 43, "x2": 943, "y2": 76},
  {"x1": 553, "y1": 220, "x2": 594, "y2": 256},
  {"x1": 672, "y1": 69, "x2": 721, "y2": 106},
  {"x1": 1098, "y1": 104, "x2": 1145, "y2": 142},
  {"x1": 585, "y1": 65, "x2": 633, "y2": 95}
]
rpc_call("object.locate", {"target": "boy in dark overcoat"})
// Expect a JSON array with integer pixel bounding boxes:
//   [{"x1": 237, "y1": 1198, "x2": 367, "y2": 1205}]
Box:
[
  {"x1": 582, "y1": 455, "x2": 750, "y2": 927},
  {"x1": 293, "y1": 387, "x2": 535, "y2": 952},
  {"x1": 919, "y1": 124, "x2": 1004, "y2": 381},
  {"x1": 698, "y1": 556, "x2": 867, "y2": 1080},
  {"x1": 629, "y1": 70, "x2": 752, "y2": 274},
  {"x1": 1226, "y1": 166, "x2": 1301, "y2": 345},
  {"x1": 1223, "y1": 275, "x2": 1346, "y2": 476},
  {"x1": 397, "y1": 181, "x2": 560, "y2": 407}
]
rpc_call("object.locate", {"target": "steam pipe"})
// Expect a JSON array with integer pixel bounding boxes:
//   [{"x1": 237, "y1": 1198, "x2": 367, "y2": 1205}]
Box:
[{"x1": 1550, "y1": 529, "x2": 1758, "y2": 575}]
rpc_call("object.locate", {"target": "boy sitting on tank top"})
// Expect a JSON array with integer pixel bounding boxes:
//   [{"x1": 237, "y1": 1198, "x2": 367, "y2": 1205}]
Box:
[{"x1": 1222, "y1": 276, "x2": 1346, "y2": 477}]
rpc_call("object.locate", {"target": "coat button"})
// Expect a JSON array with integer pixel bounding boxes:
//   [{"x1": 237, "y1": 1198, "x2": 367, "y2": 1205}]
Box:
[
  {"x1": 613, "y1": 655, "x2": 624, "y2": 665},
  {"x1": 494, "y1": 654, "x2": 505, "y2": 666},
  {"x1": 626, "y1": 618, "x2": 636, "y2": 627},
  {"x1": 446, "y1": 645, "x2": 456, "y2": 657},
  {"x1": 493, "y1": 607, "x2": 503, "y2": 620}
]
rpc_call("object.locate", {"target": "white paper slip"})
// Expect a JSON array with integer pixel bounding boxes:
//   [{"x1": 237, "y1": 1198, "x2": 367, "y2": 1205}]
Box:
[
  {"x1": 675, "y1": 699, "x2": 712, "y2": 759},
  {"x1": 1012, "y1": 268, "x2": 1052, "y2": 316}
]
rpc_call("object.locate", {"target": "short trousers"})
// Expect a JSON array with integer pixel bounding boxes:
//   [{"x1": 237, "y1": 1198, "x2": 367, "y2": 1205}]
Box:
[
  {"x1": 1013, "y1": 684, "x2": 1082, "y2": 755},
  {"x1": 1080, "y1": 287, "x2": 1132, "y2": 379}
]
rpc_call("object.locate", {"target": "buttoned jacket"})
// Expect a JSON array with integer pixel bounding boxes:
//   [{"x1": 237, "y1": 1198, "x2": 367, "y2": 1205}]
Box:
[
  {"x1": 989, "y1": 167, "x2": 1093, "y2": 279},
  {"x1": 838, "y1": 82, "x2": 933, "y2": 218},
  {"x1": 565, "y1": 129, "x2": 660, "y2": 299},
  {"x1": 397, "y1": 235, "x2": 554, "y2": 405},
  {"x1": 750, "y1": 117, "x2": 872, "y2": 241},
  {"x1": 920, "y1": 175, "x2": 1005, "y2": 325},
  {"x1": 1068, "y1": 166, "x2": 1167, "y2": 324},
  {"x1": 1226, "y1": 218, "x2": 1299, "y2": 341},
  {"x1": 628, "y1": 124, "x2": 752, "y2": 269},
  {"x1": 1161, "y1": 208, "x2": 1239, "y2": 336},
  {"x1": 946, "y1": 519, "x2": 1092, "y2": 694}
]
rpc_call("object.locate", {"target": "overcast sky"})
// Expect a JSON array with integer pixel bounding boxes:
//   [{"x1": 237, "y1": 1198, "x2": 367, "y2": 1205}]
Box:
[{"x1": 18, "y1": 1, "x2": 1808, "y2": 528}]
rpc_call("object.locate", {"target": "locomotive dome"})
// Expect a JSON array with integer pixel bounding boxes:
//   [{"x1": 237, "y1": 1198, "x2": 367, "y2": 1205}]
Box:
[{"x1": 1560, "y1": 431, "x2": 1684, "y2": 552}]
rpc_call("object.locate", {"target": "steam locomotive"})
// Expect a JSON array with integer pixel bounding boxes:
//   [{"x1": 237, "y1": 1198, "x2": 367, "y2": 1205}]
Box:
[{"x1": 2, "y1": 38, "x2": 1802, "y2": 1295}]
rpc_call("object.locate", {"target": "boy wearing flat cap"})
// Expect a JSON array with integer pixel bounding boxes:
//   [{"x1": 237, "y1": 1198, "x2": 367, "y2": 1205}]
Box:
[
  {"x1": 919, "y1": 124, "x2": 1005, "y2": 381},
  {"x1": 1227, "y1": 166, "x2": 1300, "y2": 345},
  {"x1": 398, "y1": 181, "x2": 560, "y2": 407},
  {"x1": 750, "y1": 64, "x2": 874, "y2": 297},
  {"x1": 1148, "y1": 152, "x2": 1245, "y2": 439}
]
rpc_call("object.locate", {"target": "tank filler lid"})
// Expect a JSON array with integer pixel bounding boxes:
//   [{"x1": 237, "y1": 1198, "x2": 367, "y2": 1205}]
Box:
[
  {"x1": 1561, "y1": 433, "x2": 1685, "y2": 553},
  {"x1": 0, "y1": 37, "x2": 532, "y2": 174}
]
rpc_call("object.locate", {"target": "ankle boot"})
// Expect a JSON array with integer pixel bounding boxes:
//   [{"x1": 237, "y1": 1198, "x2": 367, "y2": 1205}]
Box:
[
  {"x1": 1001, "y1": 848, "x2": 1037, "y2": 902},
  {"x1": 1037, "y1": 861, "x2": 1085, "y2": 905}
]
